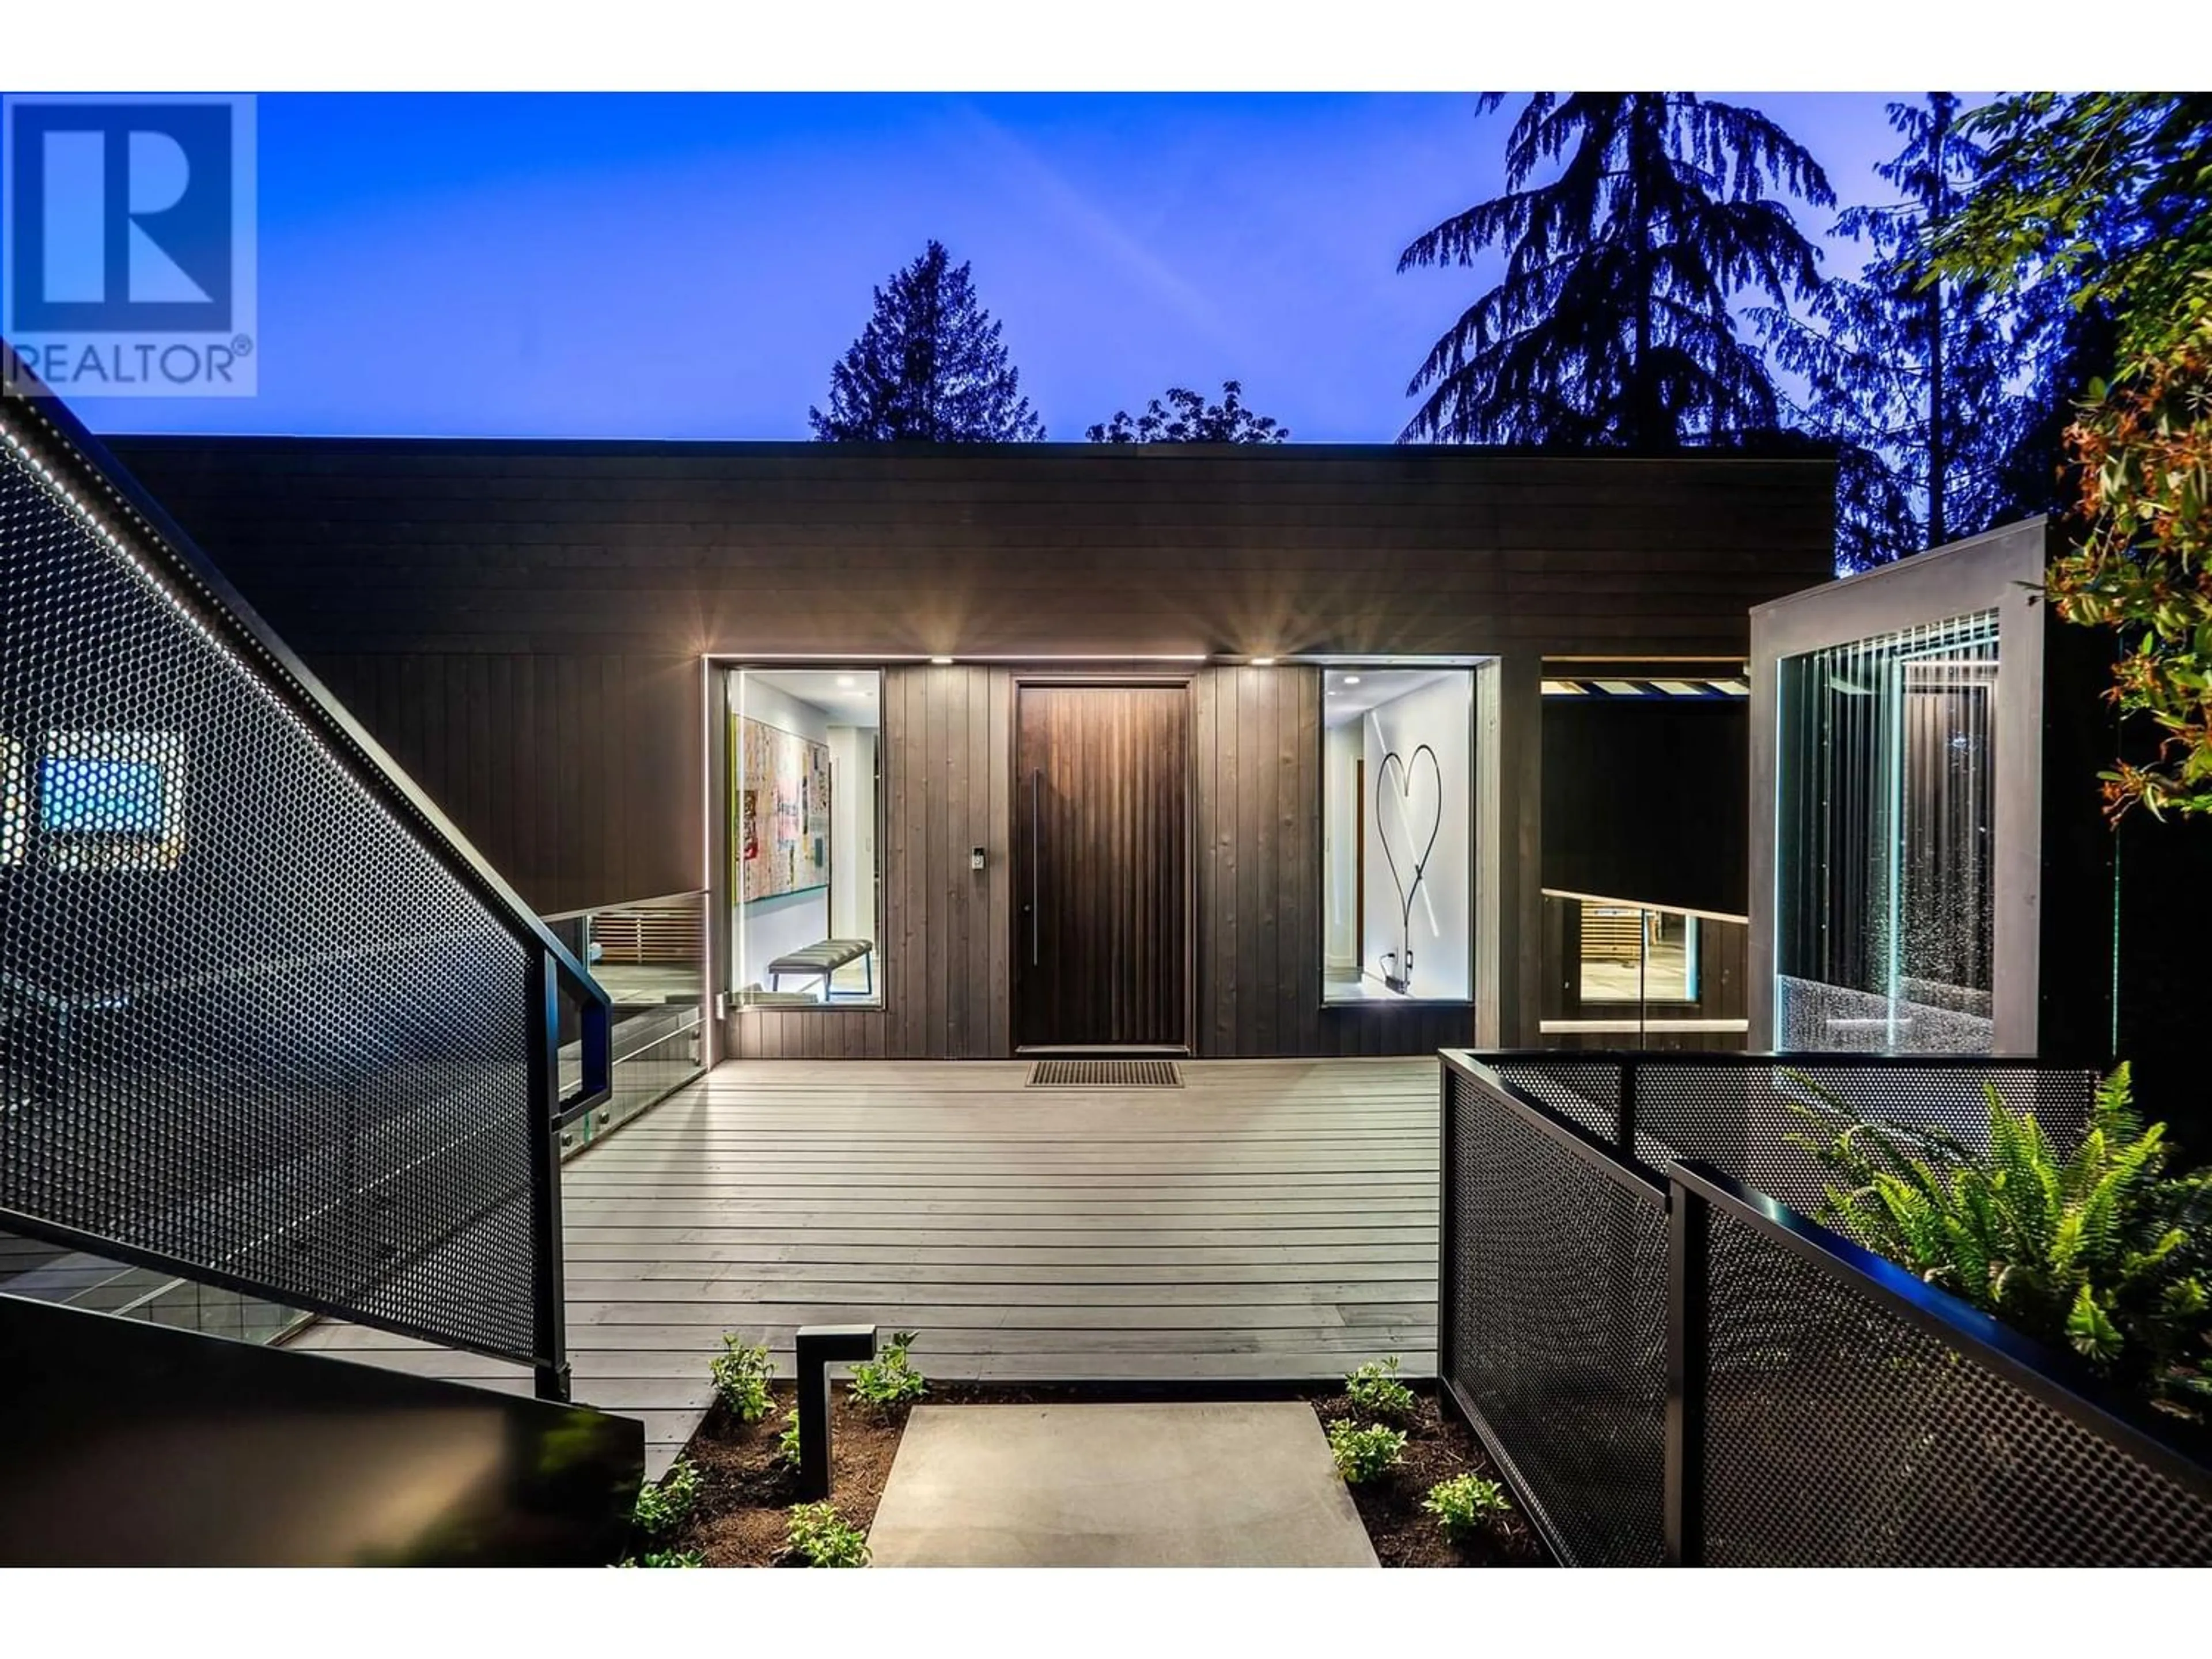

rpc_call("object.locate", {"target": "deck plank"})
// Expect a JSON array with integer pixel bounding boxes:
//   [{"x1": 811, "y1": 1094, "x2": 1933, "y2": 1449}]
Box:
[{"x1": 295, "y1": 1056, "x2": 1440, "y2": 1478}]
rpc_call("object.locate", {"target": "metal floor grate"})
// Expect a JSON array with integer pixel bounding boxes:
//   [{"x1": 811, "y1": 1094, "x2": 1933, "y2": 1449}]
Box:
[{"x1": 1027, "y1": 1060, "x2": 1183, "y2": 1089}]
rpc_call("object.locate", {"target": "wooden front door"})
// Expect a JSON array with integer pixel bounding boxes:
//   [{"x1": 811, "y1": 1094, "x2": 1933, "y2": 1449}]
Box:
[{"x1": 1013, "y1": 684, "x2": 1190, "y2": 1051}]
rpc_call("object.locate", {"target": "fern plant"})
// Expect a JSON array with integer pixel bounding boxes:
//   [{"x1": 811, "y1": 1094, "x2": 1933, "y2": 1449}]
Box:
[
  {"x1": 631, "y1": 1456, "x2": 702, "y2": 1540},
  {"x1": 787, "y1": 1502, "x2": 870, "y2": 1567},
  {"x1": 709, "y1": 1334, "x2": 776, "y2": 1423},
  {"x1": 1344, "y1": 1356, "x2": 1419, "y2": 1422},
  {"x1": 851, "y1": 1330, "x2": 929, "y2": 1411},
  {"x1": 1790, "y1": 1063, "x2": 2212, "y2": 1407}
]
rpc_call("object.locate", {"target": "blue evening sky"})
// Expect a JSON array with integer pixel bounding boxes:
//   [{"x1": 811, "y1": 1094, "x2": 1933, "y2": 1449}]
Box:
[{"x1": 54, "y1": 92, "x2": 1925, "y2": 442}]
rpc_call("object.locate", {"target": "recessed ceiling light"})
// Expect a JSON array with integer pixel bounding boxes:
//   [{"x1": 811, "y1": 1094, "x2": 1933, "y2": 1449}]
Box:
[{"x1": 836, "y1": 675, "x2": 856, "y2": 688}]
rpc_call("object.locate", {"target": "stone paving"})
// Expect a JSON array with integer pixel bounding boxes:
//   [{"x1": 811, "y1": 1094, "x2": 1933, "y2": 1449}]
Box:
[{"x1": 866, "y1": 1402, "x2": 1378, "y2": 1567}]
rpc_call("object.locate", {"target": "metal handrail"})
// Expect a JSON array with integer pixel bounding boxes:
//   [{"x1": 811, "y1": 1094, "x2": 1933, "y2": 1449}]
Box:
[
  {"x1": 539, "y1": 887, "x2": 707, "y2": 924},
  {"x1": 1, "y1": 349, "x2": 608, "y2": 1399}
]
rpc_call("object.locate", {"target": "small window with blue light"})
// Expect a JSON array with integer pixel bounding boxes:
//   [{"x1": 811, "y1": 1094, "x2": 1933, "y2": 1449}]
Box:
[{"x1": 39, "y1": 732, "x2": 187, "y2": 870}]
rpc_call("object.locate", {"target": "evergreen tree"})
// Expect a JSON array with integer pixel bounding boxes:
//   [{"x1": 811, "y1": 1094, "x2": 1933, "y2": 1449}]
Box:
[
  {"x1": 1933, "y1": 94, "x2": 2212, "y2": 535},
  {"x1": 1397, "y1": 93, "x2": 1833, "y2": 447},
  {"x1": 809, "y1": 240, "x2": 1046, "y2": 442},
  {"x1": 1758, "y1": 94, "x2": 2016, "y2": 570},
  {"x1": 1086, "y1": 380, "x2": 1289, "y2": 443}
]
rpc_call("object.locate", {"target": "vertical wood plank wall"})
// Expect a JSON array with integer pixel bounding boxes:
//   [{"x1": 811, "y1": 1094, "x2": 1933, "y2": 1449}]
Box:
[{"x1": 733, "y1": 664, "x2": 1476, "y2": 1060}]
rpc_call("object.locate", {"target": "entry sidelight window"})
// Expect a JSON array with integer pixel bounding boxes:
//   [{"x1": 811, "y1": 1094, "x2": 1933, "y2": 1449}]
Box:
[
  {"x1": 726, "y1": 668, "x2": 882, "y2": 1007},
  {"x1": 1321, "y1": 668, "x2": 1474, "y2": 1003}
]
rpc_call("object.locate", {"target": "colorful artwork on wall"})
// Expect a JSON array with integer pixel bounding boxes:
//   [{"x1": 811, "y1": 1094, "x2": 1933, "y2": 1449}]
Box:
[{"x1": 730, "y1": 713, "x2": 831, "y2": 901}]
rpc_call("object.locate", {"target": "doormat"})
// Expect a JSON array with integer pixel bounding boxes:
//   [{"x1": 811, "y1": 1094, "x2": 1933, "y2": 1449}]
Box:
[{"x1": 1027, "y1": 1060, "x2": 1183, "y2": 1089}]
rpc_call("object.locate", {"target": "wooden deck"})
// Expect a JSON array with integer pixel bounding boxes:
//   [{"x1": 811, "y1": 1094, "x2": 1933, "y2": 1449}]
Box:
[{"x1": 290, "y1": 1056, "x2": 1439, "y2": 1476}]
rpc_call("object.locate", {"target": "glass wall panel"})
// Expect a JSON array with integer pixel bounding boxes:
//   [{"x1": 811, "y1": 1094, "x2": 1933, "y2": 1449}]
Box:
[
  {"x1": 726, "y1": 668, "x2": 882, "y2": 1007},
  {"x1": 1774, "y1": 612, "x2": 1999, "y2": 1052},
  {"x1": 1540, "y1": 891, "x2": 1745, "y2": 1046},
  {"x1": 1321, "y1": 666, "x2": 1474, "y2": 1003},
  {"x1": 550, "y1": 889, "x2": 707, "y2": 1153}
]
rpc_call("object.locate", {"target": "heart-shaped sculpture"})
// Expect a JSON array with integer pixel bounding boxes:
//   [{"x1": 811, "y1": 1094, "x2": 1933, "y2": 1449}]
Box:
[{"x1": 1374, "y1": 743, "x2": 1443, "y2": 989}]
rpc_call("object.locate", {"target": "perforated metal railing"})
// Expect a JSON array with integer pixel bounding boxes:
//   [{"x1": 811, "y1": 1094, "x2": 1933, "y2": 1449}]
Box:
[
  {"x1": 1440, "y1": 1051, "x2": 2212, "y2": 1566},
  {"x1": 1484, "y1": 1050, "x2": 2097, "y2": 1214},
  {"x1": 0, "y1": 367, "x2": 608, "y2": 1392},
  {"x1": 1441, "y1": 1063, "x2": 1668, "y2": 1567}
]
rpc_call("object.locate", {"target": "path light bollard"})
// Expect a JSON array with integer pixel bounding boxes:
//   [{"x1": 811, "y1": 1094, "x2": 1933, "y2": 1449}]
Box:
[{"x1": 795, "y1": 1324, "x2": 877, "y2": 1501}]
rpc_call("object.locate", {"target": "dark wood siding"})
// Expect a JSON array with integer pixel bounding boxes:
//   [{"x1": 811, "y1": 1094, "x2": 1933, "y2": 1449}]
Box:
[
  {"x1": 309, "y1": 650, "x2": 699, "y2": 918},
  {"x1": 106, "y1": 440, "x2": 1835, "y2": 661},
  {"x1": 105, "y1": 435, "x2": 1831, "y2": 922}
]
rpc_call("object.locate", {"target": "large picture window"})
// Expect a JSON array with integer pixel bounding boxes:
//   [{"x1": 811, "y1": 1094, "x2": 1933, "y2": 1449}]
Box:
[
  {"x1": 726, "y1": 668, "x2": 882, "y2": 1007},
  {"x1": 1320, "y1": 666, "x2": 1474, "y2": 1003}
]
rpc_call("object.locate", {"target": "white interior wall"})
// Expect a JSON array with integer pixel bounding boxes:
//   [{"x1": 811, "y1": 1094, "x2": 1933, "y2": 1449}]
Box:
[
  {"x1": 1322, "y1": 722, "x2": 1360, "y2": 969},
  {"x1": 1359, "y1": 673, "x2": 1473, "y2": 998},
  {"x1": 730, "y1": 675, "x2": 832, "y2": 993},
  {"x1": 827, "y1": 725, "x2": 878, "y2": 990}
]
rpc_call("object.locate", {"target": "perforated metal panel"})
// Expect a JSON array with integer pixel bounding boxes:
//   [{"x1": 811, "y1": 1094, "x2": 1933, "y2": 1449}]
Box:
[
  {"x1": 1488, "y1": 1058, "x2": 1619, "y2": 1143},
  {"x1": 1489, "y1": 1055, "x2": 2096, "y2": 1216},
  {"x1": 1702, "y1": 1209, "x2": 2212, "y2": 1566},
  {"x1": 1639, "y1": 1061, "x2": 2094, "y2": 1215},
  {"x1": 0, "y1": 422, "x2": 544, "y2": 1365},
  {"x1": 1442, "y1": 1068, "x2": 1668, "y2": 1567}
]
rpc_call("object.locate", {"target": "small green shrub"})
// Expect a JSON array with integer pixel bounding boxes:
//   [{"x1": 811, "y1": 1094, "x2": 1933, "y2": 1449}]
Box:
[
  {"x1": 616, "y1": 1548, "x2": 706, "y2": 1567},
  {"x1": 851, "y1": 1329, "x2": 929, "y2": 1411},
  {"x1": 787, "y1": 1501, "x2": 870, "y2": 1567},
  {"x1": 778, "y1": 1418, "x2": 803, "y2": 1470},
  {"x1": 1344, "y1": 1355, "x2": 1419, "y2": 1422},
  {"x1": 1326, "y1": 1420, "x2": 1407, "y2": 1484},
  {"x1": 1421, "y1": 1474, "x2": 1512, "y2": 1543},
  {"x1": 631, "y1": 1456, "x2": 702, "y2": 1539},
  {"x1": 710, "y1": 1333, "x2": 776, "y2": 1423}
]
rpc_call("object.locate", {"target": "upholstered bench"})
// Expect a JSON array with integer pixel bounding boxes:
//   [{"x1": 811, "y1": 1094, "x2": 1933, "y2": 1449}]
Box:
[{"x1": 766, "y1": 938, "x2": 874, "y2": 999}]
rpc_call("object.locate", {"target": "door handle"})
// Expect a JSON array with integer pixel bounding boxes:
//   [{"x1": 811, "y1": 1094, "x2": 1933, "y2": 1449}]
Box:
[{"x1": 1029, "y1": 768, "x2": 1041, "y2": 966}]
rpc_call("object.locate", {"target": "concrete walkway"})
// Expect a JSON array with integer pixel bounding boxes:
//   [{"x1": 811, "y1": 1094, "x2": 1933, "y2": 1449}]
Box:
[{"x1": 866, "y1": 1402, "x2": 1378, "y2": 1567}]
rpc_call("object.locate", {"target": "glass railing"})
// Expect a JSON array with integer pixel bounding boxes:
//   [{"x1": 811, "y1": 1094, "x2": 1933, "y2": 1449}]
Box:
[
  {"x1": 1539, "y1": 889, "x2": 1750, "y2": 1050},
  {"x1": 0, "y1": 1224, "x2": 309, "y2": 1343},
  {"x1": 544, "y1": 890, "x2": 707, "y2": 1156}
]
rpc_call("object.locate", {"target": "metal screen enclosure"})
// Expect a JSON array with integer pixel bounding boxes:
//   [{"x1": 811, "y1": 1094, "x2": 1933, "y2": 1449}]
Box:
[
  {"x1": 0, "y1": 382, "x2": 604, "y2": 1372},
  {"x1": 1441, "y1": 1060, "x2": 1668, "y2": 1567},
  {"x1": 1441, "y1": 1051, "x2": 2212, "y2": 1567}
]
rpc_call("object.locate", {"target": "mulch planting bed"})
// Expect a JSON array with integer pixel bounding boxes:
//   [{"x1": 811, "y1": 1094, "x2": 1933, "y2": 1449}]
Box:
[
  {"x1": 640, "y1": 1378, "x2": 1547, "y2": 1567},
  {"x1": 644, "y1": 1382, "x2": 910, "y2": 1567},
  {"x1": 1299, "y1": 1384, "x2": 1549, "y2": 1567}
]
